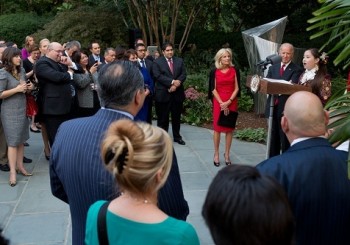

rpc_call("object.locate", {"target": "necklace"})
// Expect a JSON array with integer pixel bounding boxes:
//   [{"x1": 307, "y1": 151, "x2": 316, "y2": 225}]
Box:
[{"x1": 120, "y1": 192, "x2": 153, "y2": 204}]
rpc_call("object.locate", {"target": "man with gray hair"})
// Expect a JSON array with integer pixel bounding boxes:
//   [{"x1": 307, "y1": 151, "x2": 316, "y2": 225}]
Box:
[{"x1": 50, "y1": 61, "x2": 189, "y2": 245}]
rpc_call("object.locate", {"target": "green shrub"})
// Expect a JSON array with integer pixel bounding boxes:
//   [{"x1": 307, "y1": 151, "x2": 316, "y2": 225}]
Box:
[
  {"x1": 238, "y1": 87, "x2": 254, "y2": 112},
  {"x1": 0, "y1": 13, "x2": 52, "y2": 46},
  {"x1": 182, "y1": 87, "x2": 212, "y2": 126},
  {"x1": 234, "y1": 128, "x2": 267, "y2": 143},
  {"x1": 33, "y1": 6, "x2": 128, "y2": 49},
  {"x1": 185, "y1": 72, "x2": 209, "y2": 93}
]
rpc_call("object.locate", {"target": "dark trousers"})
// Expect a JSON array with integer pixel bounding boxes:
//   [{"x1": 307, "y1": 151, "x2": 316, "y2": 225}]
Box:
[
  {"x1": 44, "y1": 115, "x2": 70, "y2": 146},
  {"x1": 268, "y1": 96, "x2": 290, "y2": 157},
  {"x1": 155, "y1": 100, "x2": 183, "y2": 140}
]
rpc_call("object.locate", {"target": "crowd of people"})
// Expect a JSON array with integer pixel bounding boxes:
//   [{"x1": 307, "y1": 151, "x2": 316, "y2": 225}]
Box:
[{"x1": 1, "y1": 34, "x2": 350, "y2": 245}]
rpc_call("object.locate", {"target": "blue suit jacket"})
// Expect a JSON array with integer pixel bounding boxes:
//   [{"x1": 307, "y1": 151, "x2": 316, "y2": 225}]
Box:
[
  {"x1": 50, "y1": 109, "x2": 189, "y2": 245},
  {"x1": 257, "y1": 137, "x2": 350, "y2": 245}
]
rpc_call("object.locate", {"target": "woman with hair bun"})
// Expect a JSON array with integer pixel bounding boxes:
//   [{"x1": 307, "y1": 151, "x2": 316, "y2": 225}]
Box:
[
  {"x1": 85, "y1": 119, "x2": 199, "y2": 245},
  {"x1": 299, "y1": 48, "x2": 331, "y2": 105}
]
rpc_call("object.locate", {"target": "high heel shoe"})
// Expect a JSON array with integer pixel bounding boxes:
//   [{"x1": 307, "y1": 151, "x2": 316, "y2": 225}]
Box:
[
  {"x1": 9, "y1": 180, "x2": 17, "y2": 187},
  {"x1": 9, "y1": 173, "x2": 17, "y2": 187},
  {"x1": 44, "y1": 149, "x2": 50, "y2": 161},
  {"x1": 224, "y1": 153, "x2": 232, "y2": 166},
  {"x1": 16, "y1": 169, "x2": 33, "y2": 176},
  {"x1": 30, "y1": 126, "x2": 41, "y2": 133},
  {"x1": 213, "y1": 155, "x2": 220, "y2": 167}
]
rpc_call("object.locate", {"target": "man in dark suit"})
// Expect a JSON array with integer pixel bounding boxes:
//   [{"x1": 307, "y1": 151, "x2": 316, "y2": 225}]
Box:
[
  {"x1": 50, "y1": 61, "x2": 189, "y2": 245},
  {"x1": 265, "y1": 43, "x2": 303, "y2": 157},
  {"x1": 257, "y1": 91, "x2": 350, "y2": 245},
  {"x1": 87, "y1": 41, "x2": 104, "y2": 68},
  {"x1": 135, "y1": 43, "x2": 153, "y2": 73},
  {"x1": 35, "y1": 42, "x2": 74, "y2": 146},
  {"x1": 152, "y1": 42, "x2": 186, "y2": 145},
  {"x1": 136, "y1": 43, "x2": 154, "y2": 123}
]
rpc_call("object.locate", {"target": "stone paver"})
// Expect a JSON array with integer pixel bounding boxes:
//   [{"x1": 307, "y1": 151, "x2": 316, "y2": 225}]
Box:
[{"x1": 0, "y1": 124, "x2": 266, "y2": 245}]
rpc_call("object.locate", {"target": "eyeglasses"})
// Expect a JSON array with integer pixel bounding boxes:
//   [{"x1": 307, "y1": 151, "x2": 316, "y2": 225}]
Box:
[{"x1": 52, "y1": 49, "x2": 64, "y2": 54}]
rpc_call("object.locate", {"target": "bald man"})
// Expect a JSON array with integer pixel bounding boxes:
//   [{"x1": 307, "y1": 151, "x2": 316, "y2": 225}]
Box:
[
  {"x1": 257, "y1": 91, "x2": 350, "y2": 245},
  {"x1": 35, "y1": 42, "x2": 74, "y2": 145}
]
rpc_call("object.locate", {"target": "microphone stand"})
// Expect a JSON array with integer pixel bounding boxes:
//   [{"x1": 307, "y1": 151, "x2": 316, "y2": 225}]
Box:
[{"x1": 255, "y1": 63, "x2": 273, "y2": 159}]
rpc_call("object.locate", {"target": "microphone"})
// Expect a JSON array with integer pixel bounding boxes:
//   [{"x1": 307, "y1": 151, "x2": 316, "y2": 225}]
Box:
[{"x1": 256, "y1": 54, "x2": 282, "y2": 66}]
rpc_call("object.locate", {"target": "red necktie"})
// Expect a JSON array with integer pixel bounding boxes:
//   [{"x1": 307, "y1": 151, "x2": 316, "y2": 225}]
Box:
[
  {"x1": 168, "y1": 58, "x2": 174, "y2": 74},
  {"x1": 280, "y1": 64, "x2": 285, "y2": 76}
]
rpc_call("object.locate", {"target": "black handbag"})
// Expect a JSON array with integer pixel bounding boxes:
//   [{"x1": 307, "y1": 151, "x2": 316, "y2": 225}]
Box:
[{"x1": 218, "y1": 110, "x2": 238, "y2": 128}]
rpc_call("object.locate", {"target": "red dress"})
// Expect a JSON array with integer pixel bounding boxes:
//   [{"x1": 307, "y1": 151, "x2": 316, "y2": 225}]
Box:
[{"x1": 213, "y1": 67, "x2": 238, "y2": 132}]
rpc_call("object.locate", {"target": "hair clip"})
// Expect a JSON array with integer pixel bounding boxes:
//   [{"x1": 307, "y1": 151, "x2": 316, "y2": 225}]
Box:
[
  {"x1": 105, "y1": 148, "x2": 115, "y2": 165},
  {"x1": 116, "y1": 147, "x2": 128, "y2": 174}
]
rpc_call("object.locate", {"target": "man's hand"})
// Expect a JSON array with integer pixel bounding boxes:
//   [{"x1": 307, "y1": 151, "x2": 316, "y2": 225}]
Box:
[
  {"x1": 60, "y1": 56, "x2": 73, "y2": 67},
  {"x1": 168, "y1": 85, "x2": 177, "y2": 93},
  {"x1": 173, "y1": 80, "x2": 181, "y2": 87}
]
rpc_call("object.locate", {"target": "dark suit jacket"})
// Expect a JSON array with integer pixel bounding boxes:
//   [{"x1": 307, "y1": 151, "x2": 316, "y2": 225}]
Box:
[
  {"x1": 88, "y1": 54, "x2": 105, "y2": 68},
  {"x1": 265, "y1": 62, "x2": 303, "y2": 118},
  {"x1": 50, "y1": 109, "x2": 189, "y2": 245},
  {"x1": 34, "y1": 56, "x2": 72, "y2": 115},
  {"x1": 152, "y1": 56, "x2": 186, "y2": 103},
  {"x1": 257, "y1": 138, "x2": 350, "y2": 245}
]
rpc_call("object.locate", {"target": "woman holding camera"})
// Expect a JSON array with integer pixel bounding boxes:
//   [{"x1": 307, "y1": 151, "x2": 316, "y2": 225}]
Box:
[{"x1": 0, "y1": 47, "x2": 34, "y2": 187}]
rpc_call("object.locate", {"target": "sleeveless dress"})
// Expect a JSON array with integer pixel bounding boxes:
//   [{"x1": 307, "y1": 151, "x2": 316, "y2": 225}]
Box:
[
  {"x1": 213, "y1": 67, "x2": 238, "y2": 132},
  {"x1": 0, "y1": 68, "x2": 29, "y2": 146}
]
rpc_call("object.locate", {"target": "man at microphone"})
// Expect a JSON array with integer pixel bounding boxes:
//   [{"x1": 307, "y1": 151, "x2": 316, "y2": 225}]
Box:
[{"x1": 265, "y1": 43, "x2": 302, "y2": 157}]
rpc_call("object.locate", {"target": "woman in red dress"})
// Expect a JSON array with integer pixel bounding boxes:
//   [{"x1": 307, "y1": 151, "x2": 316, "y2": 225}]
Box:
[{"x1": 209, "y1": 48, "x2": 239, "y2": 167}]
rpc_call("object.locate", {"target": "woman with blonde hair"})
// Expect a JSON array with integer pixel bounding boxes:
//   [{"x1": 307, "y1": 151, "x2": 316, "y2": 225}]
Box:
[
  {"x1": 21, "y1": 35, "x2": 35, "y2": 60},
  {"x1": 208, "y1": 48, "x2": 239, "y2": 167},
  {"x1": 39, "y1": 38, "x2": 50, "y2": 56},
  {"x1": 85, "y1": 119, "x2": 199, "y2": 244}
]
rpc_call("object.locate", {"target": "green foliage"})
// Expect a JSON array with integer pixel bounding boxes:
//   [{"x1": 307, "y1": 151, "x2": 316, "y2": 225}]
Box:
[
  {"x1": 234, "y1": 128, "x2": 267, "y2": 143},
  {"x1": 0, "y1": 13, "x2": 52, "y2": 46},
  {"x1": 238, "y1": 88, "x2": 254, "y2": 112},
  {"x1": 307, "y1": 0, "x2": 350, "y2": 69},
  {"x1": 183, "y1": 30, "x2": 248, "y2": 69},
  {"x1": 33, "y1": 6, "x2": 128, "y2": 50},
  {"x1": 185, "y1": 72, "x2": 209, "y2": 92},
  {"x1": 57, "y1": 3, "x2": 73, "y2": 11},
  {"x1": 182, "y1": 92, "x2": 212, "y2": 126},
  {"x1": 237, "y1": 68, "x2": 254, "y2": 112},
  {"x1": 331, "y1": 74, "x2": 347, "y2": 94}
]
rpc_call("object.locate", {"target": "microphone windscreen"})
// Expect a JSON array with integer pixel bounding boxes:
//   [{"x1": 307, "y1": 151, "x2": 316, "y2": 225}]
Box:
[{"x1": 267, "y1": 54, "x2": 282, "y2": 65}]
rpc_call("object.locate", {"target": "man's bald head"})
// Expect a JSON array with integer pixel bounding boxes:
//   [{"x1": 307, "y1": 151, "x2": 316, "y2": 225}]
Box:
[{"x1": 282, "y1": 91, "x2": 328, "y2": 141}]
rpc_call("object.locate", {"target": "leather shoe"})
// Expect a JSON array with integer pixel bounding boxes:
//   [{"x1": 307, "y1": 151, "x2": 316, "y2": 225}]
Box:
[
  {"x1": 23, "y1": 142, "x2": 29, "y2": 147},
  {"x1": 174, "y1": 139, "x2": 186, "y2": 145},
  {"x1": 30, "y1": 127, "x2": 41, "y2": 133},
  {"x1": 0, "y1": 163, "x2": 10, "y2": 172},
  {"x1": 23, "y1": 157, "x2": 32, "y2": 163}
]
